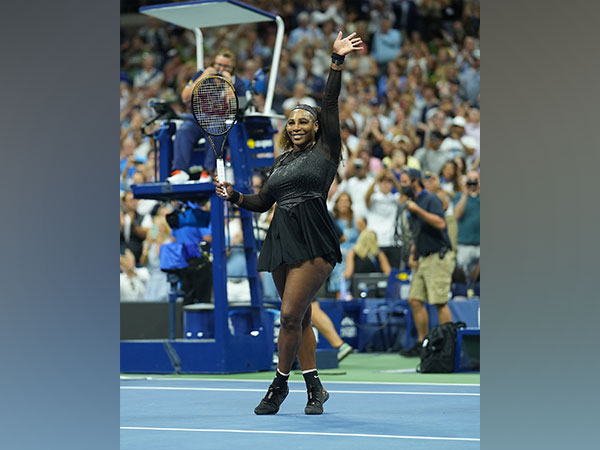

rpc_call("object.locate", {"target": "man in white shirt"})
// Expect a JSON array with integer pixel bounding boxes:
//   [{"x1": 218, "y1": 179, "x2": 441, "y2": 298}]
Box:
[
  {"x1": 120, "y1": 249, "x2": 150, "y2": 301},
  {"x1": 365, "y1": 168, "x2": 403, "y2": 268},
  {"x1": 337, "y1": 150, "x2": 375, "y2": 219},
  {"x1": 440, "y1": 116, "x2": 476, "y2": 163}
]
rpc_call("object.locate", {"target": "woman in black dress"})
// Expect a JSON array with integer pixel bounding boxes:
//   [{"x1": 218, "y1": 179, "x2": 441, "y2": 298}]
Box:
[{"x1": 216, "y1": 32, "x2": 363, "y2": 415}]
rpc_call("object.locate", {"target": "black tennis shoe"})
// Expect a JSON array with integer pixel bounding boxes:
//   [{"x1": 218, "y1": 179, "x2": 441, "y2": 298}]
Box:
[
  {"x1": 304, "y1": 386, "x2": 330, "y2": 415},
  {"x1": 254, "y1": 383, "x2": 289, "y2": 415}
]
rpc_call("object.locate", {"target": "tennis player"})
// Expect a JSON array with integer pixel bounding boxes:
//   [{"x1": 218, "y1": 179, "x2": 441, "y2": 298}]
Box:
[{"x1": 216, "y1": 31, "x2": 363, "y2": 415}]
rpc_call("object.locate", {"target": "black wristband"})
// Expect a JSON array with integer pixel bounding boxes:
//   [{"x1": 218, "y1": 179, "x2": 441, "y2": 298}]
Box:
[
  {"x1": 331, "y1": 52, "x2": 345, "y2": 65},
  {"x1": 228, "y1": 190, "x2": 240, "y2": 204}
]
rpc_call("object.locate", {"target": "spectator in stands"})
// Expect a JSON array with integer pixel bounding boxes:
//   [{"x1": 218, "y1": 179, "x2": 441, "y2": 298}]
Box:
[
  {"x1": 365, "y1": 168, "x2": 403, "y2": 268},
  {"x1": 120, "y1": 248, "x2": 150, "y2": 301},
  {"x1": 371, "y1": 17, "x2": 403, "y2": 74},
  {"x1": 120, "y1": 191, "x2": 151, "y2": 264},
  {"x1": 465, "y1": 106, "x2": 481, "y2": 168},
  {"x1": 338, "y1": 149, "x2": 375, "y2": 219},
  {"x1": 343, "y1": 229, "x2": 392, "y2": 281},
  {"x1": 414, "y1": 82, "x2": 440, "y2": 141},
  {"x1": 399, "y1": 169, "x2": 455, "y2": 357},
  {"x1": 459, "y1": 48, "x2": 480, "y2": 104},
  {"x1": 440, "y1": 116, "x2": 476, "y2": 162},
  {"x1": 439, "y1": 160, "x2": 461, "y2": 250},
  {"x1": 392, "y1": 0, "x2": 419, "y2": 35},
  {"x1": 133, "y1": 53, "x2": 164, "y2": 89},
  {"x1": 453, "y1": 170, "x2": 480, "y2": 274},
  {"x1": 423, "y1": 170, "x2": 448, "y2": 211},
  {"x1": 167, "y1": 48, "x2": 247, "y2": 183},
  {"x1": 282, "y1": 82, "x2": 317, "y2": 115},
  {"x1": 361, "y1": 115, "x2": 388, "y2": 160},
  {"x1": 140, "y1": 209, "x2": 174, "y2": 301},
  {"x1": 328, "y1": 192, "x2": 359, "y2": 297},
  {"x1": 413, "y1": 130, "x2": 452, "y2": 175},
  {"x1": 386, "y1": 108, "x2": 419, "y2": 152},
  {"x1": 287, "y1": 11, "x2": 324, "y2": 51}
]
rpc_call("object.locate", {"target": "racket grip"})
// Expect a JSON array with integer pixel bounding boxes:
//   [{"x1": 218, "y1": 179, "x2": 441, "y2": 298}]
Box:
[{"x1": 216, "y1": 158, "x2": 227, "y2": 197}]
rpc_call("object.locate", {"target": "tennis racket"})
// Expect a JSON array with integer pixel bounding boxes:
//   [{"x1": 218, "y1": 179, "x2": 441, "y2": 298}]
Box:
[{"x1": 190, "y1": 75, "x2": 239, "y2": 196}]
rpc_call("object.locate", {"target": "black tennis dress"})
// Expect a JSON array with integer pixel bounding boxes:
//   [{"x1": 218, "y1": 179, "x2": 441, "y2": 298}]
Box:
[{"x1": 236, "y1": 67, "x2": 343, "y2": 272}]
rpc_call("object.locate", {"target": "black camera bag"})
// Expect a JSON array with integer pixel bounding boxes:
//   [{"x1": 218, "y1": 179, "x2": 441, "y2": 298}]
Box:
[{"x1": 417, "y1": 321, "x2": 467, "y2": 373}]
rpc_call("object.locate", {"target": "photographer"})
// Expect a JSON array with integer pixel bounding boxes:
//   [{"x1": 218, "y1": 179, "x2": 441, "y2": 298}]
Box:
[
  {"x1": 453, "y1": 170, "x2": 480, "y2": 274},
  {"x1": 399, "y1": 169, "x2": 455, "y2": 357}
]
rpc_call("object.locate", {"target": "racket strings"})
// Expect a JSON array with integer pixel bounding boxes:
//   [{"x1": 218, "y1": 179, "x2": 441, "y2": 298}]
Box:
[{"x1": 192, "y1": 77, "x2": 237, "y2": 135}]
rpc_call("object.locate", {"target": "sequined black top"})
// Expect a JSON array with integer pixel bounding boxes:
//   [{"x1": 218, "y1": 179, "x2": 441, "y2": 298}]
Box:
[{"x1": 237, "y1": 67, "x2": 342, "y2": 212}]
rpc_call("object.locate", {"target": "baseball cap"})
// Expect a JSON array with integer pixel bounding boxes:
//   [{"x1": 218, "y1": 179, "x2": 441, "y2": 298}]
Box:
[
  {"x1": 431, "y1": 130, "x2": 445, "y2": 140},
  {"x1": 451, "y1": 116, "x2": 467, "y2": 128},
  {"x1": 405, "y1": 168, "x2": 422, "y2": 182},
  {"x1": 392, "y1": 134, "x2": 410, "y2": 145}
]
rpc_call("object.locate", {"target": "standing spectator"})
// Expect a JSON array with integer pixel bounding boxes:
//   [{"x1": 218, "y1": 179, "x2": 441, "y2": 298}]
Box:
[
  {"x1": 453, "y1": 170, "x2": 480, "y2": 274},
  {"x1": 328, "y1": 192, "x2": 360, "y2": 296},
  {"x1": 365, "y1": 168, "x2": 403, "y2": 268},
  {"x1": 399, "y1": 169, "x2": 455, "y2": 357},
  {"x1": 371, "y1": 17, "x2": 403, "y2": 75},
  {"x1": 423, "y1": 170, "x2": 448, "y2": 211},
  {"x1": 465, "y1": 106, "x2": 481, "y2": 168},
  {"x1": 286, "y1": 11, "x2": 324, "y2": 50},
  {"x1": 440, "y1": 116, "x2": 476, "y2": 162},
  {"x1": 413, "y1": 82, "x2": 439, "y2": 146},
  {"x1": 439, "y1": 160, "x2": 461, "y2": 250},
  {"x1": 458, "y1": 48, "x2": 480, "y2": 104},
  {"x1": 413, "y1": 130, "x2": 452, "y2": 175},
  {"x1": 338, "y1": 150, "x2": 375, "y2": 219},
  {"x1": 120, "y1": 249, "x2": 150, "y2": 301}
]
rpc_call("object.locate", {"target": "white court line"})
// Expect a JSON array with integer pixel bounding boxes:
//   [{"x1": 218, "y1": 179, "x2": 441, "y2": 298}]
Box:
[
  {"x1": 120, "y1": 426, "x2": 480, "y2": 442},
  {"x1": 120, "y1": 386, "x2": 479, "y2": 397},
  {"x1": 120, "y1": 377, "x2": 479, "y2": 387}
]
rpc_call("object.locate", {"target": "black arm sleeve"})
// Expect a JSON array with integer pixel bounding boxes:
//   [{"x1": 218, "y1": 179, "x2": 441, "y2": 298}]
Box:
[
  {"x1": 238, "y1": 183, "x2": 276, "y2": 213},
  {"x1": 318, "y1": 67, "x2": 343, "y2": 163}
]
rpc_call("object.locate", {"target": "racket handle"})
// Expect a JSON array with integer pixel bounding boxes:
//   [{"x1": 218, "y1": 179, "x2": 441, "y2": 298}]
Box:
[{"x1": 216, "y1": 158, "x2": 227, "y2": 198}]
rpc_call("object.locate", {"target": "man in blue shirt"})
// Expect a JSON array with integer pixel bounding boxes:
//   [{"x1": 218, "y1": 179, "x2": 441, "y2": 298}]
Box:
[
  {"x1": 371, "y1": 17, "x2": 402, "y2": 75},
  {"x1": 168, "y1": 48, "x2": 247, "y2": 183},
  {"x1": 398, "y1": 169, "x2": 455, "y2": 357}
]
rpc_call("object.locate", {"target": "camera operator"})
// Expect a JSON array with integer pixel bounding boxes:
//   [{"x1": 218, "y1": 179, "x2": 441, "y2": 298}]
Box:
[{"x1": 398, "y1": 169, "x2": 455, "y2": 357}]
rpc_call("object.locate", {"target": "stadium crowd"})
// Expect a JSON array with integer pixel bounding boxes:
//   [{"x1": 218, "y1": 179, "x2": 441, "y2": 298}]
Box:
[{"x1": 120, "y1": 0, "x2": 480, "y2": 302}]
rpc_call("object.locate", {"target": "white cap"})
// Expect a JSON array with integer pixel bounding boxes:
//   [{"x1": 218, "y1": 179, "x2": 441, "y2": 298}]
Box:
[
  {"x1": 451, "y1": 116, "x2": 467, "y2": 128},
  {"x1": 461, "y1": 136, "x2": 477, "y2": 149}
]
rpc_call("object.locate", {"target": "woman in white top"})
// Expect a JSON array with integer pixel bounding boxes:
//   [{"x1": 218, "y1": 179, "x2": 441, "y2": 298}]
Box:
[{"x1": 439, "y1": 160, "x2": 462, "y2": 250}]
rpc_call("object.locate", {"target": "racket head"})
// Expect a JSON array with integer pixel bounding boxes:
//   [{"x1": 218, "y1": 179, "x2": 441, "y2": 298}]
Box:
[{"x1": 191, "y1": 75, "x2": 239, "y2": 136}]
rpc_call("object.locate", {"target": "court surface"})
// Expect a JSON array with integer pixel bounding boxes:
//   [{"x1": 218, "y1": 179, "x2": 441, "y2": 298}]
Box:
[{"x1": 121, "y1": 354, "x2": 479, "y2": 450}]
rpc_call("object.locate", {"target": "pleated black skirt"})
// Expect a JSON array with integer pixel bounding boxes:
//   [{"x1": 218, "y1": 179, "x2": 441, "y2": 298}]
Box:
[{"x1": 257, "y1": 197, "x2": 342, "y2": 272}]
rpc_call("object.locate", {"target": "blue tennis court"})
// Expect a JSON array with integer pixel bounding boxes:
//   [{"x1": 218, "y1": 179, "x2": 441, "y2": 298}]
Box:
[{"x1": 121, "y1": 377, "x2": 479, "y2": 449}]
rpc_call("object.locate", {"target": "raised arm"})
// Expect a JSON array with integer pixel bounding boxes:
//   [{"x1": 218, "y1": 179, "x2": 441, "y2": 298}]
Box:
[{"x1": 320, "y1": 32, "x2": 363, "y2": 163}]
